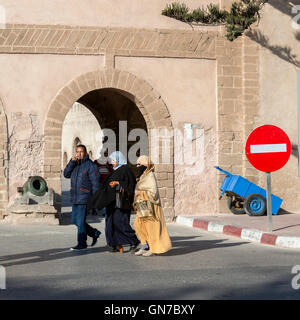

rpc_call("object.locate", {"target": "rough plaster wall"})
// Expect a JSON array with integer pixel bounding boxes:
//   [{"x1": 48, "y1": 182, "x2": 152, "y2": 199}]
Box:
[
  {"x1": 174, "y1": 127, "x2": 217, "y2": 215},
  {"x1": 0, "y1": 99, "x2": 8, "y2": 218},
  {"x1": 255, "y1": 2, "x2": 300, "y2": 212},
  {"x1": 0, "y1": 0, "x2": 221, "y2": 29},
  {"x1": 115, "y1": 56, "x2": 217, "y2": 215},
  {"x1": 8, "y1": 112, "x2": 43, "y2": 204}
]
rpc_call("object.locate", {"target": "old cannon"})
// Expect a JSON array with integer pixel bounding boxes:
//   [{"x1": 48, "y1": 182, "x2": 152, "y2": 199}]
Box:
[{"x1": 15, "y1": 176, "x2": 54, "y2": 206}]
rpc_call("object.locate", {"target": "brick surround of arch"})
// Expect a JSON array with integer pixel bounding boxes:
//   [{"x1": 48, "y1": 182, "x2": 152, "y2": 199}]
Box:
[{"x1": 43, "y1": 68, "x2": 175, "y2": 220}]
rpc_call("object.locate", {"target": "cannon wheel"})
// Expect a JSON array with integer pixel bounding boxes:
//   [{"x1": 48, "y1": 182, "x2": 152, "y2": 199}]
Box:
[
  {"x1": 227, "y1": 195, "x2": 245, "y2": 215},
  {"x1": 244, "y1": 193, "x2": 266, "y2": 216}
]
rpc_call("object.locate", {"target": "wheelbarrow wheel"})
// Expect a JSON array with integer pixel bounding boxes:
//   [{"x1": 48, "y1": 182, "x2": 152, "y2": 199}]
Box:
[
  {"x1": 244, "y1": 193, "x2": 266, "y2": 216},
  {"x1": 227, "y1": 196, "x2": 245, "y2": 215}
]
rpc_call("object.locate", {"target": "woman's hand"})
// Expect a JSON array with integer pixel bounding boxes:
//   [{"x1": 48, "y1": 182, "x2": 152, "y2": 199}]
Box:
[{"x1": 109, "y1": 181, "x2": 119, "y2": 188}]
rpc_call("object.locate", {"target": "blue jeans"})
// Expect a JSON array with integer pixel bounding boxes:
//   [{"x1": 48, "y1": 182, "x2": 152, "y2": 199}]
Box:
[{"x1": 72, "y1": 204, "x2": 97, "y2": 246}]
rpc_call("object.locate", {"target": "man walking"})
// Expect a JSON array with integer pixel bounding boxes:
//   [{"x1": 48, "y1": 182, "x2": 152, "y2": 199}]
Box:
[{"x1": 64, "y1": 144, "x2": 101, "y2": 251}]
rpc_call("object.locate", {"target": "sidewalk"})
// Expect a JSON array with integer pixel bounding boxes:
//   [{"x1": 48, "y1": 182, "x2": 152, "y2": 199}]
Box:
[{"x1": 176, "y1": 212, "x2": 300, "y2": 249}]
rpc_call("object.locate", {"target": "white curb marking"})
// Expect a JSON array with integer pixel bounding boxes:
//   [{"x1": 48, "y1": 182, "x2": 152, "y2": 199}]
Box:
[
  {"x1": 176, "y1": 216, "x2": 194, "y2": 228},
  {"x1": 175, "y1": 217, "x2": 300, "y2": 249},
  {"x1": 241, "y1": 229, "x2": 263, "y2": 243},
  {"x1": 207, "y1": 222, "x2": 224, "y2": 233},
  {"x1": 275, "y1": 236, "x2": 300, "y2": 249}
]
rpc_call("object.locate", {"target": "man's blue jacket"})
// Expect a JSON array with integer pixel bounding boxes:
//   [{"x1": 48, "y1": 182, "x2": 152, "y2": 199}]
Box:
[{"x1": 63, "y1": 155, "x2": 100, "y2": 205}]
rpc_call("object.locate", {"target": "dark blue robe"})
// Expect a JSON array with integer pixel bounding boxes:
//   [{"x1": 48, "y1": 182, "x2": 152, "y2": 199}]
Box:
[{"x1": 105, "y1": 204, "x2": 139, "y2": 247}]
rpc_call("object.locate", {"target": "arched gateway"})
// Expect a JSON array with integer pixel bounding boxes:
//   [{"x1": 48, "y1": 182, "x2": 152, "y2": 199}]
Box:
[{"x1": 43, "y1": 68, "x2": 175, "y2": 220}]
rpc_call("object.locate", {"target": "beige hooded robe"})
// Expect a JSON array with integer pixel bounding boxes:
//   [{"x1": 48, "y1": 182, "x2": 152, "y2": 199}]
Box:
[{"x1": 133, "y1": 164, "x2": 172, "y2": 254}]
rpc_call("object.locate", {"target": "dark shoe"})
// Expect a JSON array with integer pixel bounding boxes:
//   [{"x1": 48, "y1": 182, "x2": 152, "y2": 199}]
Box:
[
  {"x1": 110, "y1": 246, "x2": 118, "y2": 253},
  {"x1": 91, "y1": 230, "x2": 101, "y2": 247},
  {"x1": 70, "y1": 244, "x2": 87, "y2": 252}
]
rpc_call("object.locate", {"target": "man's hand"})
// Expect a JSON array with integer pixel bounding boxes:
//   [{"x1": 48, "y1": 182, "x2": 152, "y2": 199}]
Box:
[
  {"x1": 109, "y1": 181, "x2": 119, "y2": 188},
  {"x1": 72, "y1": 155, "x2": 78, "y2": 161}
]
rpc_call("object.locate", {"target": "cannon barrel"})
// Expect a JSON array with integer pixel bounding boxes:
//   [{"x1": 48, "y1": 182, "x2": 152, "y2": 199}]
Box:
[{"x1": 19, "y1": 176, "x2": 48, "y2": 197}]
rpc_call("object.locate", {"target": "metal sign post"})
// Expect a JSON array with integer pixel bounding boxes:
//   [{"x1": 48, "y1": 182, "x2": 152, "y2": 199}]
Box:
[
  {"x1": 266, "y1": 172, "x2": 272, "y2": 232},
  {"x1": 245, "y1": 125, "x2": 291, "y2": 232}
]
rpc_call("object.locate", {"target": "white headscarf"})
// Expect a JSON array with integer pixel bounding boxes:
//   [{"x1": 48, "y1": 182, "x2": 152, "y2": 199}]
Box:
[{"x1": 109, "y1": 151, "x2": 127, "y2": 170}]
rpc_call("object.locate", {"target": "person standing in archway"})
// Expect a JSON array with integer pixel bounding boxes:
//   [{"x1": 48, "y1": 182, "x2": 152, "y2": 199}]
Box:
[{"x1": 64, "y1": 144, "x2": 101, "y2": 251}]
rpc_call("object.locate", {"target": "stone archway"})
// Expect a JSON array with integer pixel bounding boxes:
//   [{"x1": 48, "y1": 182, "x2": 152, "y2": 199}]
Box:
[
  {"x1": 72, "y1": 137, "x2": 81, "y2": 154},
  {"x1": 43, "y1": 68, "x2": 175, "y2": 220},
  {"x1": 63, "y1": 152, "x2": 68, "y2": 169},
  {"x1": 0, "y1": 98, "x2": 9, "y2": 219}
]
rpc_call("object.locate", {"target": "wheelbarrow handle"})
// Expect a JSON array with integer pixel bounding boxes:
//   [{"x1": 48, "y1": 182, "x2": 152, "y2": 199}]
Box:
[{"x1": 214, "y1": 166, "x2": 232, "y2": 176}]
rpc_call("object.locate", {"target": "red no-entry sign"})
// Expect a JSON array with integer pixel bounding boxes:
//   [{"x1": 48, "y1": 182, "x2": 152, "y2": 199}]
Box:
[{"x1": 245, "y1": 125, "x2": 291, "y2": 173}]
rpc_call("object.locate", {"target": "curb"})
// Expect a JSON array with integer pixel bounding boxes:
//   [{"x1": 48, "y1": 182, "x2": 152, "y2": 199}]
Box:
[{"x1": 176, "y1": 216, "x2": 300, "y2": 249}]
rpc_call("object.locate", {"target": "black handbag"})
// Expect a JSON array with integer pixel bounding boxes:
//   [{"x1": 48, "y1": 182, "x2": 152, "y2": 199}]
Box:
[{"x1": 115, "y1": 187, "x2": 132, "y2": 210}]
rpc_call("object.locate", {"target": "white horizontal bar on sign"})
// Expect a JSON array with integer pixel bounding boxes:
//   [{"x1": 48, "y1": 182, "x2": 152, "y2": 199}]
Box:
[{"x1": 250, "y1": 143, "x2": 287, "y2": 154}]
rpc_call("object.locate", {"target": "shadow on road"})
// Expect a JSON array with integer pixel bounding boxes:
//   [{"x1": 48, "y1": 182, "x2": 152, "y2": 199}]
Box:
[
  {"x1": 0, "y1": 246, "x2": 107, "y2": 268},
  {"x1": 0, "y1": 235, "x2": 248, "y2": 267},
  {"x1": 162, "y1": 236, "x2": 248, "y2": 256}
]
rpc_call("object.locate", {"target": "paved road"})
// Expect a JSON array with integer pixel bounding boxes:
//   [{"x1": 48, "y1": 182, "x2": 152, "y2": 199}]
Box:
[{"x1": 0, "y1": 218, "x2": 300, "y2": 300}]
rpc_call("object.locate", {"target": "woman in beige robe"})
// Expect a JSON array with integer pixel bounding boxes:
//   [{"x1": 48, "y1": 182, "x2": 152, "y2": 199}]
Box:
[{"x1": 133, "y1": 155, "x2": 172, "y2": 257}]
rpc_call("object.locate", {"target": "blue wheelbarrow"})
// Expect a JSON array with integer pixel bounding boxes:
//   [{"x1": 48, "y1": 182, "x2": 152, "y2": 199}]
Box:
[{"x1": 214, "y1": 166, "x2": 283, "y2": 216}]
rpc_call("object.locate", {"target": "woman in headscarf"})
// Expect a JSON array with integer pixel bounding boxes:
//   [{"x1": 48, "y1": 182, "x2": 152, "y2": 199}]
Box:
[
  {"x1": 88, "y1": 151, "x2": 140, "y2": 253},
  {"x1": 133, "y1": 155, "x2": 172, "y2": 257},
  {"x1": 92, "y1": 155, "x2": 114, "y2": 216}
]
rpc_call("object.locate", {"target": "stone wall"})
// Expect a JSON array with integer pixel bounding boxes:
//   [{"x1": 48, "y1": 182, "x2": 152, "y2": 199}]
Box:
[
  {"x1": 62, "y1": 102, "x2": 101, "y2": 166},
  {"x1": 243, "y1": 1, "x2": 300, "y2": 213},
  {"x1": 0, "y1": 22, "x2": 253, "y2": 219},
  {"x1": 215, "y1": 35, "x2": 244, "y2": 212},
  {"x1": 0, "y1": 0, "x2": 221, "y2": 30},
  {"x1": 0, "y1": 98, "x2": 8, "y2": 218},
  {"x1": 0, "y1": 1, "x2": 295, "y2": 219},
  {"x1": 8, "y1": 112, "x2": 44, "y2": 205}
]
